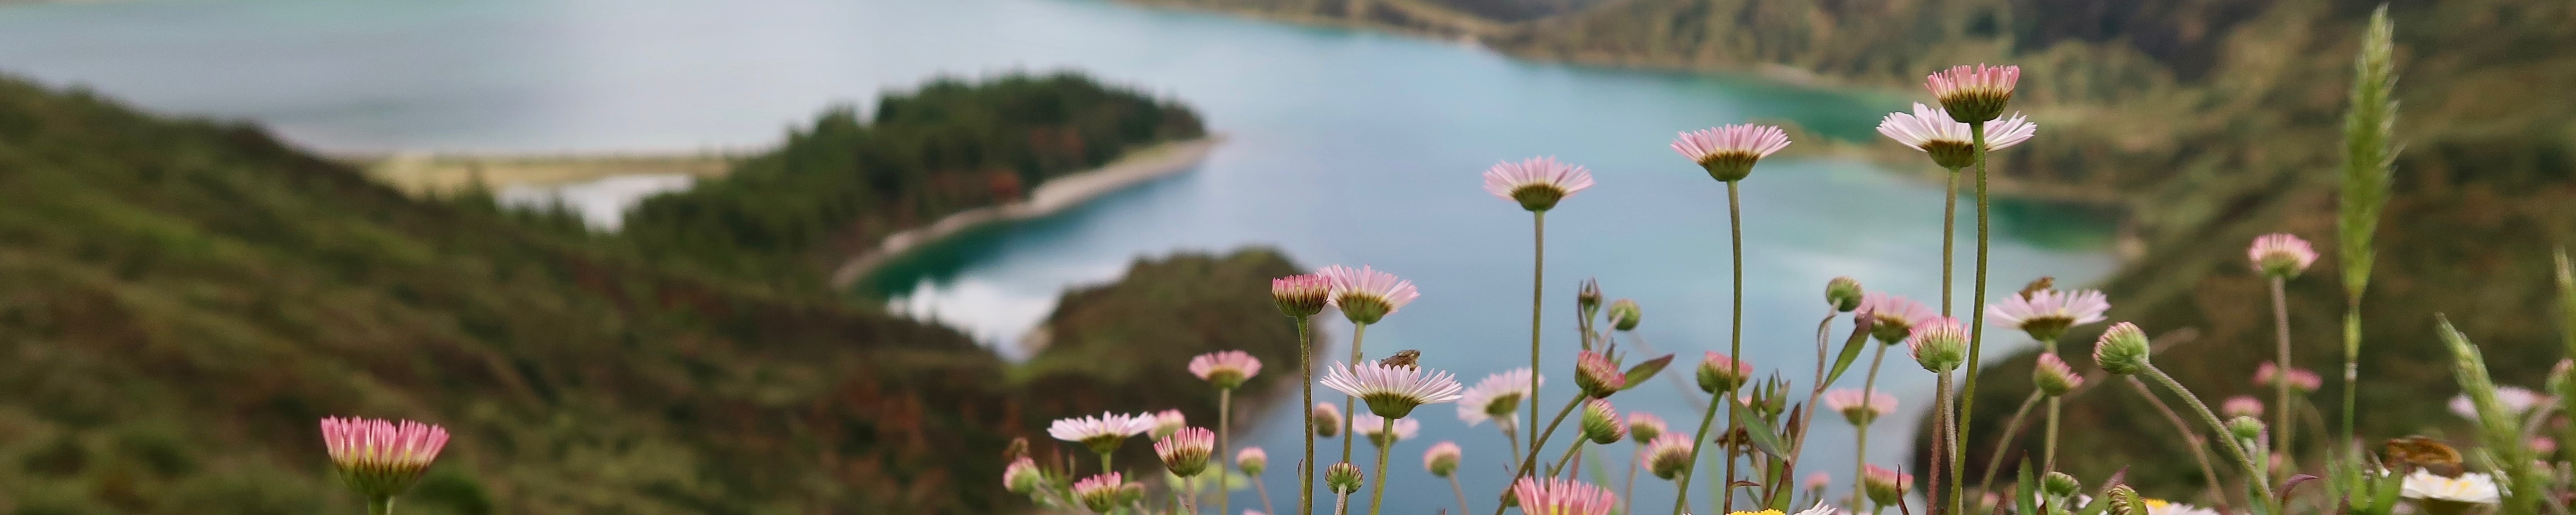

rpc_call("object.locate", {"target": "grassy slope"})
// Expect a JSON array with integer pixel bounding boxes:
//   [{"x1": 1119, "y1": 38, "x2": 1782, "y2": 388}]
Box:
[{"x1": 0, "y1": 75, "x2": 1299, "y2": 514}]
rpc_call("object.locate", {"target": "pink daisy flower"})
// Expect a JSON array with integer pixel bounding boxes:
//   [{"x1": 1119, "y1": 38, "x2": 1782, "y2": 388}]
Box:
[
  {"x1": 1484, "y1": 156, "x2": 1597, "y2": 212},
  {"x1": 2254, "y1": 362, "x2": 2323, "y2": 392},
  {"x1": 1877, "y1": 103, "x2": 2038, "y2": 169},
  {"x1": 1986, "y1": 288, "x2": 2110, "y2": 342},
  {"x1": 1926, "y1": 64, "x2": 2022, "y2": 122},
  {"x1": 319, "y1": 416, "x2": 450, "y2": 500},
  {"x1": 1320, "y1": 361, "x2": 1462, "y2": 418},
  {"x1": 1189, "y1": 350, "x2": 1264, "y2": 389},
  {"x1": 1049, "y1": 412, "x2": 1153, "y2": 455},
  {"x1": 1155, "y1": 427, "x2": 1216, "y2": 475},
  {"x1": 1424, "y1": 441, "x2": 1463, "y2": 477},
  {"x1": 1672, "y1": 124, "x2": 1792, "y2": 181},
  {"x1": 1824, "y1": 388, "x2": 1899, "y2": 426},
  {"x1": 1272, "y1": 273, "x2": 1332, "y2": 317},
  {"x1": 1575, "y1": 350, "x2": 1628, "y2": 398},
  {"x1": 1510, "y1": 477, "x2": 1620, "y2": 515},
  {"x1": 2248, "y1": 233, "x2": 2320, "y2": 279},
  {"x1": 1908, "y1": 317, "x2": 1970, "y2": 372},
  {"x1": 1319, "y1": 265, "x2": 1420, "y2": 325},
  {"x1": 1856, "y1": 292, "x2": 1938, "y2": 344},
  {"x1": 1643, "y1": 433, "x2": 1694, "y2": 480},
  {"x1": 1458, "y1": 368, "x2": 1541, "y2": 429}
]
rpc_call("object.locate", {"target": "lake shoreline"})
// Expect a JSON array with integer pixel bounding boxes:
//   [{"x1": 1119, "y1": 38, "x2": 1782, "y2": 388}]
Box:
[{"x1": 826, "y1": 136, "x2": 1225, "y2": 288}]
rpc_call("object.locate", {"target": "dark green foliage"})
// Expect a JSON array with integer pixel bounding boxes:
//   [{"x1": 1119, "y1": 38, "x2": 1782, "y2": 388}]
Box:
[
  {"x1": 0, "y1": 73, "x2": 1287, "y2": 514},
  {"x1": 621, "y1": 71, "x2": 1204, "y2": 283}
]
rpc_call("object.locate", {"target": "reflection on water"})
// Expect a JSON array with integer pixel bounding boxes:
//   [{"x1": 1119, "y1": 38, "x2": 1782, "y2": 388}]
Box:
[{"x1": 493, "y1": 174, "x2": 695, "y2": 231}]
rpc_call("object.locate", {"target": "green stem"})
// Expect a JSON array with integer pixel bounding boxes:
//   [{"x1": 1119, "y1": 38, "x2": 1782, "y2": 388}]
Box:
[
  {"x1": 1547, "y1": 438, "x2": 1588, "y2": 478},
  {"x1": 1297, "y1": 316, "x2": 1316, "y2": 515},
  {"x1": 1975, "y1": 393, "x2": 2043, "y2": 493},
  {"x1": 1451, "y1": 474, "x2": 1471, "y2": 515},
  {"x1": 1502, "y1": 425, "x2": 1523, "y2": 467},
  {"x1": 2043, "y1": 397, "x2": 2062, "y2": 474},
  {"x1": 1336, "y1": 491, "x2": 1352, "y2": 515},
  {"x1": 1720, "y1": 179, "x2": 1746, "y2": 515},
  {"x1": 2340, "y1": 305, "x2": 2360, "y2": 457},
  {"x1": 2269, "y1": 277, "x2": 2293, "y2": 481},
  {"x1": 1344, "y1": 323, "x2": 1370, "y2": 465},
  {"x1": 1531, "y1": 211, "x2": 1547, "y2": 467},
  {"x1": 1257, "y1": 477, "x2": 1277, "y2": 515},
  {"x1": 1100, "y1": 451, "x2": 1115, "y2": 475},
  {"x1": 1219, "y1": 388, "x2": 1233, "y2": 515},
  {"x1": 2145, "y1": 365, "x2": 2274, "y2": 514},
  {"x1": 1368, "y1": 417, "x2": 1394, "y2": 515},
  {"x1": 1497, "y1": 396, "x2": 1588, "y2": 515},
  {"x1": 1942, "y1": 167, "x2": 1959, "y2": 316},
  {"x1": 1185, "y1": 476, "x2": 1201, "y2": 515},
  {"x1": 1625, "y1": 448, "x2": 1642, "y2": 513},
  {"x1": 369, "y1": 497, "x2": 394, "y2": 515},
  {"x1": 1931, "y1": 372, "x2": 1954, "y2": 515},
  {"x1": 2128, "y1": 377, "x2": 2233, "y2": 514},
  {"x1": 1675, "y1": 392, "x2": 1721, "y2": 515},
  {"x1": 1849, "y1": 342, "x2": 1893, "y2": 512},
  {"x1": 1953, "y1": 122, "x2": 1991, "y2": 515}
]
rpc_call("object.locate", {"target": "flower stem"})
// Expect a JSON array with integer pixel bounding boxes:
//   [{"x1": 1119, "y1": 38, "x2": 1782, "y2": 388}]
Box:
[
  {"x1": 2127, "y1": 377, "x2": 2231, "y2": 513},
  {"x1": 1850, "y1": 342, "x2": 1892, "y2": 512},
  {"x1": 1720, "y1": 179, "x2": 1747, "y2": 515},
  {"x1": 1942, "y1": 166, "x2": 1959, "y2": 316},
  {"x1": 1547, "y1": 438, "x2": 1589, "y2": 479},
  {"x1": 1934, "y1": 372, "x2": 1954, "y2": 515},
  {"x1": 2042, "y1": 397, "x2": 2062, "y2": 474},
  {"x1": 1530, "y1": 211, "x2": 1547, "y2": 468},
  {"x1": 368, "y1": 497, "x2": 394, "y2": 515},
  {"x1": 1256, "y1": 475, "x2": 1277, "y2": 515},
  {"x1": 1451, "y1": 474, "x2": 1472, "y2": 515},
  {"x1": 2269, "y1": 276, "x2": 2294, "y2": 480},
  {"x1": 1219, "y1": 388, "x2": 1234, "y2": 515},
  {"x1": 1297, "y1": 316, "x2": 1316, "y2": 515},
  {"x1": 1344, "y1": 323, "x2": 1371, "y2": 465},
  {"x1": 1974, "y1": 393, "x2": 2042, "y2": 493},
  {"x1": 1625, "y1": 450, "x2": 1642, "y2": 514},
  {"x1": 1101, "y1": 451, "x2": 1115, "y2": 475},
  {"x1": 1502, "y1": 425, "x2": 1523, "y2": 467},
  {"x1": 1369, "y1": 417, "x2": 1394, "y2": 515},
  {"x1": 1677, "y1": 382, "x2": 1723, "y2": 514},
  {"x1": 2144, "y1": 365, "x2": 2274, "y2": 514},
  {"x1": 1953, "y1": 122, "x2": 1991, "y2": 515},
  {"x1": 1497, "y1": 396, "x2": 1587, "y2": 515},
  {"x1": 1336, "y1": 491, "x2": 1352, "y2": 515},
  {"x1": 1185, "y1": 476, "x2": 1202, "y2": 515}
]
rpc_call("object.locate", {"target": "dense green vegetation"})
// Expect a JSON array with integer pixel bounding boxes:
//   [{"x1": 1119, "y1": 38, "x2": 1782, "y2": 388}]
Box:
[
  {"x1": 0, "y1": 73, "x2": 1289, "y2": 514},
  {"x1": 1130, "y1": 0, "x2": 2576, "y2": 497},
  {"x1": 621, "y1": 72, "x2": 1205, "y2": 285}
]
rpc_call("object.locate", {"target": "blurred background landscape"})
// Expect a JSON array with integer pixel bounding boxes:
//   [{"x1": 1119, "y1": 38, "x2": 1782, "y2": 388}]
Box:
[{"x1": 0, "y1": 0, "x2": 2565, "y2": 513}]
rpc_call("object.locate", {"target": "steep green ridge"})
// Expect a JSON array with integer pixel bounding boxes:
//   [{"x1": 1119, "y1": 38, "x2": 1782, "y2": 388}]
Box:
[
  {"x1": 1128, "y1": 0, "x2": 2576, "y2": 496},
  {"x1": 0, "y1": 75, "x2": 1294, "y2": 514},
  {"x1": 621, "y1": 72, "x2": 1205, "y2": 286}
]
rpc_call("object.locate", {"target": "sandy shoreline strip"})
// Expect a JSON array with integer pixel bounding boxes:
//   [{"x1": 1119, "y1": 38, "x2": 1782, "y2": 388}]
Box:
[{"x1": 827, "y1": 136, "x2": 1226, "y2": 289}]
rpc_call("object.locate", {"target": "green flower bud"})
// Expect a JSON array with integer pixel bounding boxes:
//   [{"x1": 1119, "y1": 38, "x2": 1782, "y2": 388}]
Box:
[
  {"x1": 2091, "y1": 322, "x2": 2151, "y2": 375},
  {"x1": 1607, "y1": 299, "x2": 1642, "y2": 332},
  {"x1": 1826, "y1": 276, "x2": 1865, "y2": 312}
]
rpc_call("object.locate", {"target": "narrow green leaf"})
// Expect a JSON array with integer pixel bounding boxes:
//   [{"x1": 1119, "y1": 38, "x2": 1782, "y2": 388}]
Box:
[
  {"x1": 1729, "y1": 400, "x2": 1789, "y2": 458},
  {"x1": 2015, "y1": 459, "x2": 2040, "y2": 515},
  {"x1": 1824, "y1": 320, "x2": 1874, "y2": 385},
  {"x1": 1620, "y1": 353, "x2": 1676, "y2": 391}
]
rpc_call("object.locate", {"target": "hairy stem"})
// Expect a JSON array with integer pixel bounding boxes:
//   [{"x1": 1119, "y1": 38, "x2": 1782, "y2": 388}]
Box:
[
  {"x1": 1676, "y1": 387, "x2": 1724, "y2": 515},
  {"x1": 369, "y1": 497, "x2": 394, "y2": 515},
  {"x1": 1850, "y1": 342, "x2": 1893, "y2": 512},
  {"x1": 1344, "y1": 323, "x2": 1370, "y2": 465},
  {"x1": 1369, "y1": 417, "x2": 1394, "y2": 515},
  {"x1": 2145, "y1": 366, "x2": 2274, "y2": 514},
  {"x1": 2128, "y1": 377, "x2": 2231, "y2": 513},
  {"x1": 1975, "y1": 393, "x2": 2043, "y2": 492},
  {"x1": 1721, "y1": 179, "x2": 1747, "y2": 515},
  {"x1": 2270, "y1": 276, "x2": 2294, "y2": 482},
  {"x1": 1953, "y1": 122, "x2": 1992, "y2": 515},
  {"x1": 1451, "y1": 474, "x2": 1471, "y2": 515},
  {"x1": 1532, "y1": 211, "x2": 1547, "y2": 469},
  {"x1": 1219, "y1": 388, "x2": 1234, "y2": 515},
  {"x1": 1297, "y1": 316, "x2": 1316, "y2": 515}
]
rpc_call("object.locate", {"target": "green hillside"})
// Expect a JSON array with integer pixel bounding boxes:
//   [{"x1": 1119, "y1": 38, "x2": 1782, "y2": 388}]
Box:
[
  {"x1": 0, "y1": 74, "x2": 1295, "y2": 514},
  {"x1": 620, "y1": 72, "x2": 1205, "y2": 286}
]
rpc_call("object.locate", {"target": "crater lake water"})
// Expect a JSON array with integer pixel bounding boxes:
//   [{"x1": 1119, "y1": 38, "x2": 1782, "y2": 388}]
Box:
[{"x1": 0, "y1": 0, "x2": 2118, "y2": 511}]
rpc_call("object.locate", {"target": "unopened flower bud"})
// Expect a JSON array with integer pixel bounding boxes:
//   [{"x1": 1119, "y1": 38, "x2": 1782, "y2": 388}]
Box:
[
  {"x1": 1577, "y1": 351, "x2": 1627, "y2": 398},
  {"x1": 1236, "y1": 447, "x2": 1267, "y2": 475},
  {"x1": 1908, "y1": 318, "x2": 1969, "y2": 372},
  {"x1": 2042, "y1": 471, "x2": 2080, "y2": 498},
  {"x1": 1073, "y1": 473, "x2": 1128, "y2": 513},
  {"x1": 2228, "y1": 416, "x2": 2266, "y2": 442},
  {"x1": 1325, "y1": 462, "x2": 1364, "y2": 494},
  {"x1": 2092, "y1": 322, "x2": 2151, "y2": 375},
  {"x1": 2034, "y1": 352, "x2": 2082, "y2": 396},
  {"x1": 1697, "y1": 352, "x2": 1752, "y2": 394},
  {"x1": 1271, "y1": 274, "x2": 1331, "y2": 318},
  {"x1": 1805, "y1": 472, "x2": 1833, "y2": 492},
  {"x1": 1827, "y1": 277, "x2": 1865, "y2": 312},
  {"x1": 1626, "y1": 412, "x2": 1668, "y2": 443},
  {"x1": 2106, "y1": 485, "x2": 2144, "y2": 515},
  {"x1": 2247, "y1": 233, "x2": 2318, "y2": 280},
  {"x1": 1003, "y1": 457, "x2": 1044, "y2": 494},
  {"x1": 1577, "y1": 279, "x2": 1603, "y2": 316},
  {"x1": 1645, "y1": 434, "x2": 1694, "y2": 480},
  {"x1": 1862, "y1": 464, "x2": 1910, "y2": 506},
  {"x1": 1312, "y1": 403, "x2": 1343, "y2": 438},
  {"x1": 1117, "y1": 482, "x2": 1145, "y2": 506},
  {"x1": 1424, "y1": 441, "x2": 1461, "y2": 478},
  {"x1": 1607, "y1": 299, "x2": 1642, "y2": 331},
  {"x1": 1155, "y1": 427, "x2": 1215, "y2": 476},
  {"x1": 1581, "y1": 400, "x2": 1626, "y2": 445}
]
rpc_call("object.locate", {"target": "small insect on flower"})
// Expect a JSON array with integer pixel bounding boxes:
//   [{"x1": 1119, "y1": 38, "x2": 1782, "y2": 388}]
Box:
[{"x1": 1377, "y1": 350, "x2": 1422, "y2": 370}]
